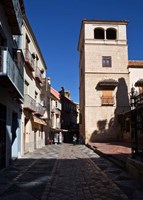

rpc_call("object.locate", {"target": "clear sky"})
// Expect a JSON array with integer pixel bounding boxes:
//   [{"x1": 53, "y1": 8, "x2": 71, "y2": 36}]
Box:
[{"x1": 24, "y1": 0, "x2": 143, "y2": 103}]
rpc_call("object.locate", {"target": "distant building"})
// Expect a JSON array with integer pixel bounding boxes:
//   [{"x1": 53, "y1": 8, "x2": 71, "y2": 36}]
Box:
[
  {"x1": 128, "y1": 61, "x2": 143, "y2": 92},
  {"x1": 122, "y1": 61, "x2": 143, "y2": 153},
  {"x1": 0, "y1": 0, "x2": 25, "y2": 168},
  {"x1": 50, "y1": 87, "x2": 62, "y2": 143},
  {"x1": 40, "y1": 77, "x2": 51, "y2": 145},
  {"x1": 59, "y1": 87, "x2": 78, "y2": 142},
  {"x1": 78, "y1": 20, "x2": 130, "y2": 144}
]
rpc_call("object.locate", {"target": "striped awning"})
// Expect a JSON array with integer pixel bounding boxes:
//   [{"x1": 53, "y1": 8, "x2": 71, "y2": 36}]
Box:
[{"x1": 50, "y1": 128, "x2": 68, "y2": 133}]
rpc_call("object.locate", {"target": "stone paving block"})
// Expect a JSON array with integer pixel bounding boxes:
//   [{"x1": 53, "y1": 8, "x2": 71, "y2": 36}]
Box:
[{"x1": 1, "y1": 144, "x2": 143, "y2": 199}]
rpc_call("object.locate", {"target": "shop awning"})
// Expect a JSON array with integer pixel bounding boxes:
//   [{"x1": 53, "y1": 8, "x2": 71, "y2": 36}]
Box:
[
  {"x1": 50, "y1": 128, "x2": 68, "y2": 133},
  {"x1": 32, "y1": 116, "x2": 47, "y2": 125}
]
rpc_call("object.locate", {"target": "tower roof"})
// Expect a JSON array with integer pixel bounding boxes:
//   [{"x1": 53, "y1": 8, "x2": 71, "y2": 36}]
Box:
[{"x1": 82, "y1": 19, "x2": 128, "y2": 25}]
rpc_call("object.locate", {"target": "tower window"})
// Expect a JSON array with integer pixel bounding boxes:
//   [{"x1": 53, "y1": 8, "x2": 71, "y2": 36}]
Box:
[
  {"x1": 94, "y1": 28, "x2": 105, "y2": 39},
  {"x1": 106, "y1": 28, "x2": 117, "y2": 40},
  {"x1": 102, "y1": 56, "x2": 112, "y2": 67}
]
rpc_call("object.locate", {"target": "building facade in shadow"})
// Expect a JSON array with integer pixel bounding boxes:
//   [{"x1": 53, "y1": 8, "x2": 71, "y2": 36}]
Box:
[
  {"x1": 59, "y1": 87, "x2": 79, "y2": 143},
  {"x1": 0, "y1": 0, "x2": 25, "y2": 168}
]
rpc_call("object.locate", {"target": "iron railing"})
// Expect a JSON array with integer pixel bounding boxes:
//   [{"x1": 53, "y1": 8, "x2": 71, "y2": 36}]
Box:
[
  {"x1": 12, "y1": 0, "x2": 23, "y2": 30},
  {"x1": 135, "y1": 93, "x2": 143, "y2": 106}
]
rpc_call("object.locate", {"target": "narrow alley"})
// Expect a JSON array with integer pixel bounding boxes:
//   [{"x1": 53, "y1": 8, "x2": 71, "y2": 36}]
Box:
[{"x1": 0, "y1": 144, "x2": 143, "y2": 200}]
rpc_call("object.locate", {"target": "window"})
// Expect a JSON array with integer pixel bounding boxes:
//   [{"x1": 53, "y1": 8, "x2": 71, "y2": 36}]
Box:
[
  {"x1": 106, "y1": 28, "x2": 117, "y2": 40},
  {"x1": 35, "y1": 91, "x2": 38, "y2": 102},
  {"x1": 102, "y1": 56, "x2": 112, "y2": 67},
  {"x1": 24, "y1": 80, "x2": 29, "y2": 95},
  {"x1": 11, "y1": 112, "x2": 18, "y2": 144},
  {"x1": 25, "y1": 34, "x2": 30, "y2": 50},
  {"x1": 36, "y1": 55, "x2": 39, "y2": 67},
  {"x1": 55, "y1": 101, "x2": 58, "y2": 108},
  {"x1": 101, "y1": 90, "x2": 114, "y2": 106},
  {"x1": 94, "y1": 28, "x2": 105, "y2": 39}
]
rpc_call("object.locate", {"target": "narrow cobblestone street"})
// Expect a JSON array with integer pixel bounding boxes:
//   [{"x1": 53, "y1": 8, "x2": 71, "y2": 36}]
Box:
[{"x1": 0, "y1": 144, "x2": 143, "y2": 200}]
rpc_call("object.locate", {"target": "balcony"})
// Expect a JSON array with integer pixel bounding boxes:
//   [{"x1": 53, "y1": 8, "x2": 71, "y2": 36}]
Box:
[
  {"x1": 24, "y1": 49, "x2": 35, "y2": 71},
  {"x1": 35, "y1": 66, "x2": 43, "y2": 83},
  {"x1": 24, "y1": 94, "x2": 36, "y2": 112},
  {"x1": 101, "y1": 97, "x2": 114, "y2": 106},
  {"x1": 51, "y1": 107, "x2": 60, "y2": 115},
  {"x1": 0, "y1": 46, "x2": 24, "y2": 99},
  {"x1": 3, "y1": 0, "x2": 23, "y2": 35},
  {"x1": 35, "y1": 103, "x2": 45, "y2": 116}
]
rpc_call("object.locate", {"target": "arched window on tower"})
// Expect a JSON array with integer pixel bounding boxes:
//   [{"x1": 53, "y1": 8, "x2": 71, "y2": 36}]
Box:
[
  {"x1": 94, "y1": 28, "x2": 105, "y2": 39},
  {"x1": 106, "y1": 28, "x2": 117, "y2": 40}
]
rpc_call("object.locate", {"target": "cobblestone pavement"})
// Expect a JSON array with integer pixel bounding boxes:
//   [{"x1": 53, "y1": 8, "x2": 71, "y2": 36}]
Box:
[
  {"x1": 81, "y1": 145, "x2": 143, "y2": 200},
  {"x1": 0, "y1": 144, "x2": 143, "y2": 199}
]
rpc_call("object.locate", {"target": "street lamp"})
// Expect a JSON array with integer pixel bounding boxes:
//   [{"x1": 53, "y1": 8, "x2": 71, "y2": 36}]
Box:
[
  {"x1": 130, "y1": 87, "x2": 136, "y2": 109},
  {"x1": 130, "y1": 87, "x2": 138, "y2": 158}
]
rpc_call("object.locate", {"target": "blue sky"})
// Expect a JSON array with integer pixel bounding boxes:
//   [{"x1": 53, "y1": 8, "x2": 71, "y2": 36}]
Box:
[{"x1": 24, "y1": 0, "x2": 143, "y2": 103}]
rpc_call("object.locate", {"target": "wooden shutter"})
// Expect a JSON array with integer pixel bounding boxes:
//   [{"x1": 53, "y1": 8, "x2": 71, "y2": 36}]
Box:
[{"x1": 102, "y1": 90, "x2": 113, "y2": 105}]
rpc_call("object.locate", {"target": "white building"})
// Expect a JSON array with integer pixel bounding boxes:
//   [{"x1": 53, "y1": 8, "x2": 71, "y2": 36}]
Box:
[
  {"x1": 21, "y1": 16, "x2": 47, "y2": 154},
  {"x1": 128, "y1": 60, "x2": 143, "y2": 94}
]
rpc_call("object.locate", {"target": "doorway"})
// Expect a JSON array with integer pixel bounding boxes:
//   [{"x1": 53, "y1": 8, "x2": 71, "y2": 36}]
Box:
[{"x1": 0, "y1": 103, "x2": 6, "y2": 169}]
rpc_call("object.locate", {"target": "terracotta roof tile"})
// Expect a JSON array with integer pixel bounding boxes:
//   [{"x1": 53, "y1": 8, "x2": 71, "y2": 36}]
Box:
[
  {"x1": 50, "y1": 87, "x2": 60, "y2": 100},
  {"x1": 128, "y1": 60, "x2": 143, "y2": 68}
]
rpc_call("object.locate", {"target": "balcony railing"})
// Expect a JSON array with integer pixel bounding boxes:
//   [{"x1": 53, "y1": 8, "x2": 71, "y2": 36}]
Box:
[
  {"x1": 13, "y1": 0, "x2": 23, "y2": 29},
  {"x1": 35, "y1": 103, "x2": 45, "y2": 116},
  {"x1": 3, "y1": 0, "x2": 23, "y2": 35},
  {"x1": 0, "y1": 46, "x2": 24, "y2": 98},
  {"x1": 24, "y1": 94, "x2": 36, "y2": 112},
  {"x1": 101, "y1": 97, "x2": 114, "y2": 105},
  {"x1": 35, "y1": 66, "x2": 43, "y2": 83},
  {"x1": 24, "y1": 49, "x2": 35, "y2": 71}
]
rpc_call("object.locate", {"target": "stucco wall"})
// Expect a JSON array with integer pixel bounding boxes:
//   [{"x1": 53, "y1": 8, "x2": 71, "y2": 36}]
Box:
[{"x1": 78, "y1": 20, "x2": 130, "y2": 143}]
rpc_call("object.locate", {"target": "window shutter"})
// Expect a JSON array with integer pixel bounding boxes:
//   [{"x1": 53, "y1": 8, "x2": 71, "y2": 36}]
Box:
[{"x1": 102, "y1": 90, "x2": 114, "y2": 105}]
